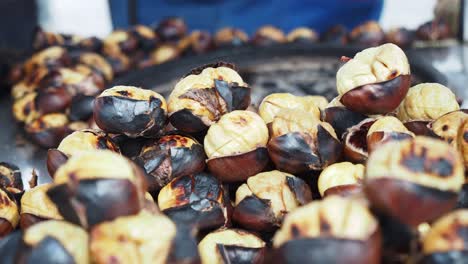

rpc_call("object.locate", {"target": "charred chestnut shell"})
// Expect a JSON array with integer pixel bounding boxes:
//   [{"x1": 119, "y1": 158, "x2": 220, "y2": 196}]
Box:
[
  {"x1": 323, "y1": 105, "x2": 368, "y2": 139},
  {"x1": 365, "y1": 137, "x2": 465, "y2": 227},
  {"x1": 0, "y1": 188, "x2": 19, "y2": 238},
  {"x1": 25, "y1": 113, "x2": 70, "y2": 148},
  {"x1": 337, "y1": 43, "x2": 411, "y2": 115},
  {"x1": 90, "y1": 211, "x2": 176, "y2": 264},
  {"x1": 273, "y1": 196, "x2": 381, "y2": 264},
  {"x1": 133, "y1": 132, "x2": 206, "y2": 192},
  {"x1": 155, "y1": 17, "x2": 187, "y2": 42},
  {"x1": 0, "y1": 162, "x2": 23, "y2": 193},
  {"x1": 168, "y1": 62, "x2": 250, "y2": 134},
  {"x1": 47, "y1": 129, "x2": 120, "y2": 177},
  {"x1": 47, "y1": 150, "x2": 147, "y2": 229},
  {"x1": 348, "y1": 21, "x2": 385, "y2": 47},
  {"x1": 20, "y1": 184, "x2": 63, "y2": 229},
  {"x1": 420, "y1": 209, "x2": 468, "y2": 264},
  {"x1": 94, "y1": 85, "x2": 167, "y2": 138},
  {"x1": 205, "y1": 110, "x2": 269, "y2": 182},
  {"x1": 267, "y1": 109, "x2": 342, "y2": 174},
  {"x1": 158, "y1": 172, "x2": 230, "y2": 231},
  {"x1": 233, "y1": 170, "x2": 312, "y2": 232},
  {"x1": 198, "y1": 228, "x2": 266, "y2": 264}
]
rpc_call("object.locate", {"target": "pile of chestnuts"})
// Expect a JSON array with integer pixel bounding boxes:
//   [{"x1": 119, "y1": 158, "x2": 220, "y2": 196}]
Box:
[{"x1": 1, "y1": 42, "x2": 467, "y2": 264}]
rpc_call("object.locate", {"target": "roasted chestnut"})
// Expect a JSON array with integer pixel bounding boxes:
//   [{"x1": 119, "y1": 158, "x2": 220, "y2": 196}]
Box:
[
  {"x1": 336, "y1": 43, "x2": 411, "y2": 114},
  {"x1": 322, "y1": 97, "x2": 369, "y2": 139},
  {"x1": 233, "y1": 170, "x2": 312, "y2": 232},
  {"x1": 429, "y1": 109, "x2": 468, "y2": 145},
  {"x1": 23, "y1": 46, "x2": 70, "y2": 76},
  {"x1": 78, "y1": 36, "x2": 103, "y2": 52},
  {"x1": 273, "y1": 195, "x2": 381, "y2": 264},
  {"x1": 343, "y1": 118, "x2": 375, "y2": 163},
  {"x1": 11, "y1": 67, "x2": 50, "y2": 100},
  {"x1": 19, "y1": 184, "x2": 63, "y2": 229},
  {"x1": 205, "y1": 110, "x2": 269, "y2": 182},
  {"x1": 168, "y1": 63, "x2": 251, "y2": 133},
  {"x1": 103, "y1": 30, "x2": 138, "y2": 56},
  {"x1": 397, "y1": 83, "x2": 460, "y2": 135},
  {"x1": 130, "y1": 24, "x2": 158, "y2": 52},
  {"x1": 47, "y1": 150, "x2": 147, "y2": 228},
  {"x1": 134, "y1": 132, "x2": 205, "y2": 192},
  {"x1": 420, "y1": 209, "x2": 468, "y2": 263},
  {"x1": 158, "y1": 172, "x2": 229, "y2": 230},
  {"x1": 321, "y1": 25, "x2": 348, "y2": 44},
  {"x1": 348, "y1": 21, "x2": 385, "y2": 47},
  {"x1": 365, "y1": 136, "x2": 465, "y2": 227},
  {"x1": 148, "y1": 44, "x2": 179, "y2": 65},
  {"x1": 416, "y1": 19, "x2": 452, "y2": 41},
  {"x1": 47, "y1": 129, "x2": 120, "y2": 176},
  {"x1": 214, "y1": 27, "x2": 249, "y2": 47},
  {"x1": 0, "y1": 188, "x2": 19, "y2": 237},
  {"x1": 286, "y1": 27, "x2": 319, "y2": 43},
  {"x1": 155, "y1": 17, "x2": 187, "y2": 42},
  {"x1": 25, "y1": 113, "x2": 70, "y2": 148},
  {"x1": 251, "y1": 25, "x2": 286, "y2": 46},
  {"x1": 178, "y1": 30, "x2": 214, "y2": 55},
  {"x1": 366, "y1": 116, "x2": 414, "y2": 153},
  {"x1": 75, "y1": 52, "x2": 114, "y2": 83},
  {"x1": 457, "y1": 119, "x2": 468, "y2": 169},
  {"x1": 198, "y1": 228, "x2": 266, "y2": 264},
  {"x1": 90, "y1": 211, "x2": 176, "y2": 264},
  {"x1": 104, "y1": 53, "x2": 131, "y2": 76},
  {"x1": 0, "y1": 162, "x2": 23, "y2": 194},
  {"x1": 318, "y1": 162, "x2": 365, "y2": 197},
  {"x1": 385, "y1": 27, "x2": 415, "y2": 48},
  {"x1": 32, "y1": 28, "x2": 65, "y2": 50},
  {"x1": 94, "y1": 85, "x2": 167, "y2": 138},
  {"x1": 268, "y1": 108, "x2": 342, "y2": 174},
  {"x1": 258, "y1": 93, "x2": 321, "y2": 125},
  {"x1": 0, "y1": 220, "x2": 89, "y2": 264}
]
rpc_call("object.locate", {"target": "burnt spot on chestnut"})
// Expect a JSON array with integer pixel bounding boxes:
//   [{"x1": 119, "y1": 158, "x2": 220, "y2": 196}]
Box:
[
  {"x1": 198, "y1": 228, "x2": 266, "y2": 264},
  {"x1": 68, "y1": 94, "x2": 95, "y2": 121},
  {"x1": 365, "y1": 137, "x2": 465, "y2": 227},
  {"x1": 385, "y1": 27, "x2": 415, "y2": 49},
  {"x1": 168, "y1": 63, "x2": 250, "y2": 133},
  {"x1": 90, "y1": 211, "x2": 176, "y2": 264},
  {"x1": 397, "y1": 83, "x2": 460, "y2": 123},
  {"x1": 421, "y1": 209, "x2": 468, "y2": 263},
  {"x1": 348, "y1": 21, "x2": 385, "y2": 47},
  {"x1": 205, "y1": 110, "x2": 269, "y2": 182},
  {"x1": 133, "y1": 133, "x2": 206, "y2": 192},
  {"x1": 251, "y1": 25, "x2": 286, "y2": 46},
  {"x1": 0, "y1": 188, "x2": 19, "y2": 238},
  {"x1": 233, "y1": 170, "x2": 312, "y2": 232},
  {"x1": 273, "y1": 196, "x2": 381, "y2": 264},
  {"x1": 429, "y1": 110, "x2": 468, "y2": 146},
  {"x1": 0, "y1": 162, "x2": 23, "y2": 193},
  {"x1": 25, "y1": 113, "x2": 70, "y2": 148},
  {"x1": 321, "y1": 25, "x2": 348, "y2": 44},
  {"x1": 178, "y1": 30, "x2": 214, "y2": 55},
  {"x1": 19, "y1": 220, "x2": 89, "y2": 264},
  {"x1": 94, "y1": 86, "x2": 167, "y2": 138},
  {"x1": 158, "y1": 172, "x2": 229, "y2": 230},
  {"x1": 318, "y1": 162, "x2": 365, "y2": 197},
  {"x1": 258, "y1": 93, "x2": 321, "y2": 125},
  {"x1": 286, "y1": 27, "x2": 319, "y2": 43},
  {"x1": 20, "y1": 184, "x2": 63, "y2": 229},
  {"x1": 268, "y1": 109, "x2": 342, "y2": 174},
  {"x1": 47, "y1": 150, "x2": 147, "y2": 229},
  {"x1": 337, "y1": 43, "x2": 411, "y2": 115},
  {"x1": 366, "y1": 116, "x2": 414, "y2": 153},
  {"x1": 155, "y1": 17, "x2": 187, "y2": 42},
  {"x1": 214, "y1": 27, "x2": 249, "y2": 47}
]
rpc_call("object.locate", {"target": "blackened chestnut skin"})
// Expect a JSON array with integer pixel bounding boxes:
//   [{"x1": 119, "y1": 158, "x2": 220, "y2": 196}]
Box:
[
  {"x1": 47, "y1": 178, "x2": 142, "y2": 229},
  {"x1": 93, "y1": 92, "x2": 166, "y2": 138},
  {"x1": 275, "y1": 233, "x2": 381, "y2": 264},
  {"x1": 0, "y1": 162, "x2": 23, "y2": 192},
  {"x1": 218, "y1": 244, "x2": 265, "y2": 264},
  {"x1": 207, "y1": 147, "x2": 270, "y2": 183},
  {"x1": 341, "y1": 75, "x2": 411, "y2": 115},
  {"x1": 69, "y1": 94, "x2": 95, "y2": 121},
  {"x1": 35, "y1": 86, "x2": 73, "y2": 114},
  {"x1": 323, "y1": 107, "x2": 368, "y2": 139},
  {"x1": 365, "y1": 178, "x2": 458, "y2": 227}
]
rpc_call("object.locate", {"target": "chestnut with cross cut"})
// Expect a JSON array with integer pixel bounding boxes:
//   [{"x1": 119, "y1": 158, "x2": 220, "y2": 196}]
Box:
[
  {"x1": 336, "y1": 43, "x2": 411, "y2": 115},
  {"x1": 365, "y1": 136, "x2": 465, "y2": 227},
  {"x1": 272, "y1": 196, "x2": 381, "y2": 264},
  {"x1": 168, "y1": 62, "x2": 251, "y2": 134}
]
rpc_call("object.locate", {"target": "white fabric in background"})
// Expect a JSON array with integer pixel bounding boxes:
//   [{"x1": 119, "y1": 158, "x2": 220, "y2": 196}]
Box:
[{"x1": 36, "y1": 0, "x2": 113, "y2": 38}]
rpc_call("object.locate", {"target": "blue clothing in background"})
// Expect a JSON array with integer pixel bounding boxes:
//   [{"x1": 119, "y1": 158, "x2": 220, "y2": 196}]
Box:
[{"x1": 110, "y1": 0, "x2": 383, "y2": 34}]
